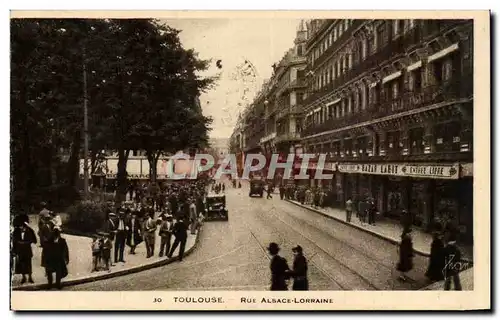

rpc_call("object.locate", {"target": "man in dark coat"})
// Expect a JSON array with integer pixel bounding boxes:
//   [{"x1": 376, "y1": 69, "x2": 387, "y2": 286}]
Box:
[
  {"x1": 167, "y1": 218, "x2": 188, "y2": 261},
  {"x1": 12, "y1": 221, "x2": 37, "y2": 284},
  {"x1": 44, "y1": 228, "x2": 69, "y2": 290},
  {"x1": 267, "y1": 242, "x2": 290, "y2": 291},
  {"x1": 279, "y1": 185, "x2": 285, "y2": 200},
  {"x1": 114, "y1": 210, "x2": 128, "y2": 263},
  {"x1": 289, "y1": 245, "x2": 309, "y2": 290},
  {"x1": 443, "y1": 233, "x2": 462, "y2": 290}
]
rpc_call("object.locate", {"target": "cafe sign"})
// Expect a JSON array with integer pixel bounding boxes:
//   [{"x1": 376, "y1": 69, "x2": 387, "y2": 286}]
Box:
[{"x1": 337, "y1": 163, "x2": 459, "y2": 180}]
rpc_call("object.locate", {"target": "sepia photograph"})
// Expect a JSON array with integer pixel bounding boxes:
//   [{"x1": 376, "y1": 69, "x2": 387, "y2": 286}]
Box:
[{"x1": 9, "y1": 10, "x2": 489, "y2": 311}]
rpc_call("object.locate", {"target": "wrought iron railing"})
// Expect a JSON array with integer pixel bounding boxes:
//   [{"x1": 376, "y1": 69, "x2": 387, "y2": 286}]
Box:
[{"x1": 302, "y1": 74, "x2": 472, "y2": 137}]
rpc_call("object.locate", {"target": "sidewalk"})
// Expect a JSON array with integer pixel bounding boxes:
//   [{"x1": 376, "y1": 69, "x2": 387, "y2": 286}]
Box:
[
  {"x1": 286, "y1": 199, "x2": 473, "y2": 262},
  {"x1": 421, "y1": 268, "x2": 474, "y2": 290},
  {"x1": 11, "y1": 214, "x2": 200, "y2": 290}
]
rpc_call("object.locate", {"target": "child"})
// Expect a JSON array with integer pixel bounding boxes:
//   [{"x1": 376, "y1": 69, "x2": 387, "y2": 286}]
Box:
[
  {"x1": 91, "y1": 236, "x2": 102, "y2": 272},
  {"x1": 101, "y1": 233, "x2": 113, "y2": 272}
]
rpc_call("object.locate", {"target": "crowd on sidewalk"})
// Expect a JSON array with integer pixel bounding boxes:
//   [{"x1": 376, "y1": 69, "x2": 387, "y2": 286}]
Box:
[
  {"x1": 276, "y1": 183, "x2": 468, "y2": 291},
  {"x1": 11, "y1": 179, "x2": 209, "y2": 290}
]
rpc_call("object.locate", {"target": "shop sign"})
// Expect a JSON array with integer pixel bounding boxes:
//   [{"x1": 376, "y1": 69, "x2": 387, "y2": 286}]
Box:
[
  {"x1": 401, "y1": 164, "x2": 459, "y2": 180},
  {"x1": 337, "y1": 163, "x2": 460, "y2": 180}
]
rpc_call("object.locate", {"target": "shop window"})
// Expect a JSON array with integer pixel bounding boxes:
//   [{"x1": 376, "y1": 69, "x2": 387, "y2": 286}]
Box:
[{"x1": 409, "y1": 127, "x2": 425, "y2": 155}]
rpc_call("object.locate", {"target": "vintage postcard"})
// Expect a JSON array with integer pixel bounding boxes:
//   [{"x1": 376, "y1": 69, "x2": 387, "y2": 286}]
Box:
[{"x1": 9, "y1": 10, "x2": 490, "y2": 311}]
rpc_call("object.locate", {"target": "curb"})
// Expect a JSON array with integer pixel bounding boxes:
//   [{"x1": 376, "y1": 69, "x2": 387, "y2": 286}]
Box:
[
  {"x1": 12, "y1": 227, "x2": 202, "y2": 291},
  {"x1": 286, "y1": 199, "x2": 438, "y2": 257},
  {"x1": 287, "y1": 199, "x2": 474, "y2": 264}
]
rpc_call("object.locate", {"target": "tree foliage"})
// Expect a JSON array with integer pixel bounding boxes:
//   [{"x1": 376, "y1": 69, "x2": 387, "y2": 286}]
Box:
[{"x1": 11, "y1": 18, "x2": 216, "y2": 210}]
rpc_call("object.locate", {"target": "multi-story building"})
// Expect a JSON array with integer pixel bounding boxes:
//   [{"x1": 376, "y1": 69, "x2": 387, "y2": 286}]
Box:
[
  {"x1": 299, "y1": 19, "x2": 473, "y2": 243},
  {"x1": 261, "y1": 22, "x2": 309, "y2": 156}
]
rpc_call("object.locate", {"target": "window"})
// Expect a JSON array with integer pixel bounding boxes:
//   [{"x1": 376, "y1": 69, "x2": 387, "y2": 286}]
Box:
[
  {"x1": 344, "y1": 138, "x2": 353, "y2": 156},
  {"x1": 434, "y1": 122, "x2": 461, "y2": 152},
  {"x1": 442, "y1": 57, "x2": 453, "y2": 82},
  {"x1": 409, "y1": 127, "x2": 424, "y2": 155},
  {"x1": 408, "y1": 69, "x2": 422, "y2": 91},
  {"x1": 297, "y1": 45, "x2": 303, "y2": 56},
  {"x1": 391, "y1": 81, "x2": 399, "y2": 100},
  {"x1": 377, "y1": 22, "x2": 388, "y2": 49},
  {"x1": 387, "y1": 131, "x2": 401, "y2": 154},
  {"x1": 357, "y1": 136, "x2": 368, "y2": 156}
]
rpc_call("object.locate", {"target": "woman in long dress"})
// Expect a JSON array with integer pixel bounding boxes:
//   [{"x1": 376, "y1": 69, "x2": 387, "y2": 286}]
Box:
[
  {"x1": 12, "y1": 219, "x2": 37, "y2": 284},
  {"x1": 425, "y1": 231, "x2": 446, "y2": 281},
  {"x1": 397, "y1": 228, "x2": 414, "y2": 281}
]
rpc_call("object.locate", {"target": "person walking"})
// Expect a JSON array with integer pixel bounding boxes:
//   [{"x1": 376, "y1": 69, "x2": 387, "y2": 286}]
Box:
[
  {"x1": 143, "y1": 211, "x2": 157, "y2": 258},
  {"x1": 158, "y1": 214, "x2": 174, "y2": 257},
  {"x1": 189, "y1": 199, "x2": 198, "y2": 235},
  {"x1": 266, "y1": 184, "x2": 273, "y2": 200},
  {"x1": 279, "y1": 184, "x2": 285, "y2": 200},
  {"x1": 443, "y1": 233, "x2": 463, "y2": 290},
  {"x1": 425, "y1": 229, "x2": 446, "y2": 282},
  {"x1": 397, "y1": 228, "x2": 414, "y2": 281},
  {"x1": 367, "y1": 198, "x2": 377, "y2": 225},
  {"x1": 267, "y1": 242, "x2": 290, "y2": 291},
  {"x1": 167, "y1": 218, "x2": 188, "y2": 261},
  {"x1": 12, "y1": 219, "x2": 37, "y2": 284},
  {"x1": 44, "y1": 228, "x2": 69, "y2": 290},
  {"x1": 345, "y1": 198, "x2": 353, "y2": 223},
  {"x1": 114, "y1": 210, "x2": 128, "y2": 263},
  {"x1": 288, "y1": 245, "x2": 309, "y2": 291}
]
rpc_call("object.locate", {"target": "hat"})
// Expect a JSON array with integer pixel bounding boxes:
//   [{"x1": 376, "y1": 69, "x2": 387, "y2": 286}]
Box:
[
  {"x1": 267, "y1": 242, "x2": 280, "y2": 254},
  {"x1": 292, "y1": 245, "x2": 303, "y2": 253},
  {"x1": 108, "y1": 212, "x2": 117, "y2": 217}
]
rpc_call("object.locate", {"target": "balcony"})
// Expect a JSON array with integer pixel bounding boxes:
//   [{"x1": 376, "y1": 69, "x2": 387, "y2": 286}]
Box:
[
  {"x1": 302, "y1": 75, "x2": 473, "y2": 137},
  {"x1": 302, "y1": 22, "x2": 468, "y2": 109},
  {"x1": 276, "y1": 104, "x2": 303, "y2": 120},
  {"x1": 275, "y1": 132, "x2": 301, "y2": 144},
  {"x1": 259, "y1": 132, "x2": 277, "y2": 144},
  {"x1": 277, "y1": 78, "x2": 307, "y2": 97}
]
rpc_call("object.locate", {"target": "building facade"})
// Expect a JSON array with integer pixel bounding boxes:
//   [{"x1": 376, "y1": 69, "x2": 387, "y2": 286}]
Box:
[{"x1": 300, "y1": 19, "x2": 473, "y2": 243}]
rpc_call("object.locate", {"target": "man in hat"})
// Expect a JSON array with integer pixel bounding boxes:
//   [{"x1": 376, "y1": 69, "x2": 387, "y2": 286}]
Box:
[
  {"x1": 158, "y1": 214, "x2": 174, "y2": 257},
  {"x1": 288, "y1": 245, "x2": 309, "y2": 290},
  {"x1": 143, "y1": 211, "x2": 157, "y2": 258},
  {"x1": 267, "y1": 242, "x2": 290, "y2": 291},
  {"x1": 189, "y1": 198, "x2": 198, "y2": 235},
  {"x1": 126, "y1": 211, "x2": 142, "y2": 254},
  {"x1": 167, "y1": 217, "x2": 188, "y2": 261},
  {"x1": 114, "y1": 209, "x2": 128, "y2": 263}
]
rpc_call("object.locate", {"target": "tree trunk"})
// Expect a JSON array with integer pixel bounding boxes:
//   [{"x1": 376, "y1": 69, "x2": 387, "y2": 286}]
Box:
[
  {"x1": 66, "y1": 130, "x2": 82, "y2": 187},
  {"x1": 115, "y1": 148, "x2": 130, "y2": 204},
  {"x1": 146, "y1": 150, "x2": 161, "y2": 183}
]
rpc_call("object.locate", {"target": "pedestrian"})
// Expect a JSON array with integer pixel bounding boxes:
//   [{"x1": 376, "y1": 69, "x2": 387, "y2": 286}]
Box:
[
  {"x1": 189, "y1": 199, "x2": 198, "y2": 235},
  {"x1": 143, "y1": 211, "x2": 157, "y2": 258},
  {"x1": 345, "y1": 198, "x2": 353, "y2": 223},
  {"x1": 101, "y1": 233, "x2": 113, "y2": 271},
  {"x1": 266, "y1": 184, "x2": 273, "y2": 199},
  {"x1": 91, "y1": 235, "x2": 102, "y2": 272},
  {"x1": 104, "y1": 212, "x2": 117, "y2": 241},
  {"x1": 368, "y1": 198, "x2": 377, "y2": 225},
  {"x1": 238, "y1": 181, "x2": 241, "y2": 188},
  {"x1": 279, "y1": 185, "x2": 285, "y2": 200},
  {"x1": 425, "y1": 229, "x2": 446, "y2": 282},
  {"x1": 358, "y1": 199, "x2": 367, "y2": 223},
  {"x1": 158, "y1": 214, "x2": 174, "y2": 257},
  {"x1": 168, "y1": 217, "x2": 188, "y2": 261},
  {"x1": 288, "y1": 245, "x2": 309, "y2": 291},
  {"x1": 114, "y1": 210, "x2": 128, "y2": 263},
  {"x1": 44, "y1": 228, "x2": 69, "y2": 290},
  {"x1": 397, "y1": 228, "x2": 414, "y2": 281},
  {"x1": 267, "y1": 242, "x2": 290, "y2": 291},
  {"x1": 50, "y1": 211, "x2": 63, "y2": 230},
  {"x1": 126, "y1": 211, "x2": 142, "y2": 255},
  {"x1": 401, "y1": 209, "x2": 413, "y2": 231},
  {"x1": 443, "y1": 233, "x2": 462, "y2": 290},
  {"x1": 12, "y1": 219, "x2": 37, "y2": 284}
]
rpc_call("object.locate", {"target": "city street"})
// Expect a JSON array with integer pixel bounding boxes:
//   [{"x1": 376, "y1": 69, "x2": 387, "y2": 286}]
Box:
[{"x1": 66, "y1": 185, "x2": 430, "y2": 291}]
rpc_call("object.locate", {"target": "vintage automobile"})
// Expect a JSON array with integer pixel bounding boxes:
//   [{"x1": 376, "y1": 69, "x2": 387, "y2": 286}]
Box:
[
  {"x1": 249, "y1": 178, "x2": 264, "y2": 197},
  {"x1": 204, "y1": 193, "x2": 229, "y2": 221}
]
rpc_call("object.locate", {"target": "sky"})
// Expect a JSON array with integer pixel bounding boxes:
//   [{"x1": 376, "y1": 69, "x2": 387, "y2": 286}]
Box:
[{"x1": 160, "y1": 18, "x2": 301, "y2": 139}]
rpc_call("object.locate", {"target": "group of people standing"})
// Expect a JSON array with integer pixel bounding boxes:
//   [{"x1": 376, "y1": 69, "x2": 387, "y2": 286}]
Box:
[
  {"x1": 11, "y1": 202, "x2": 70, "y2": 289},
  {"x1": 95, "y1": 180, "x2": 209, "y2": 272},
  {"x1": 267, "y1": 242, "x2": 309, "y2": 291}
]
